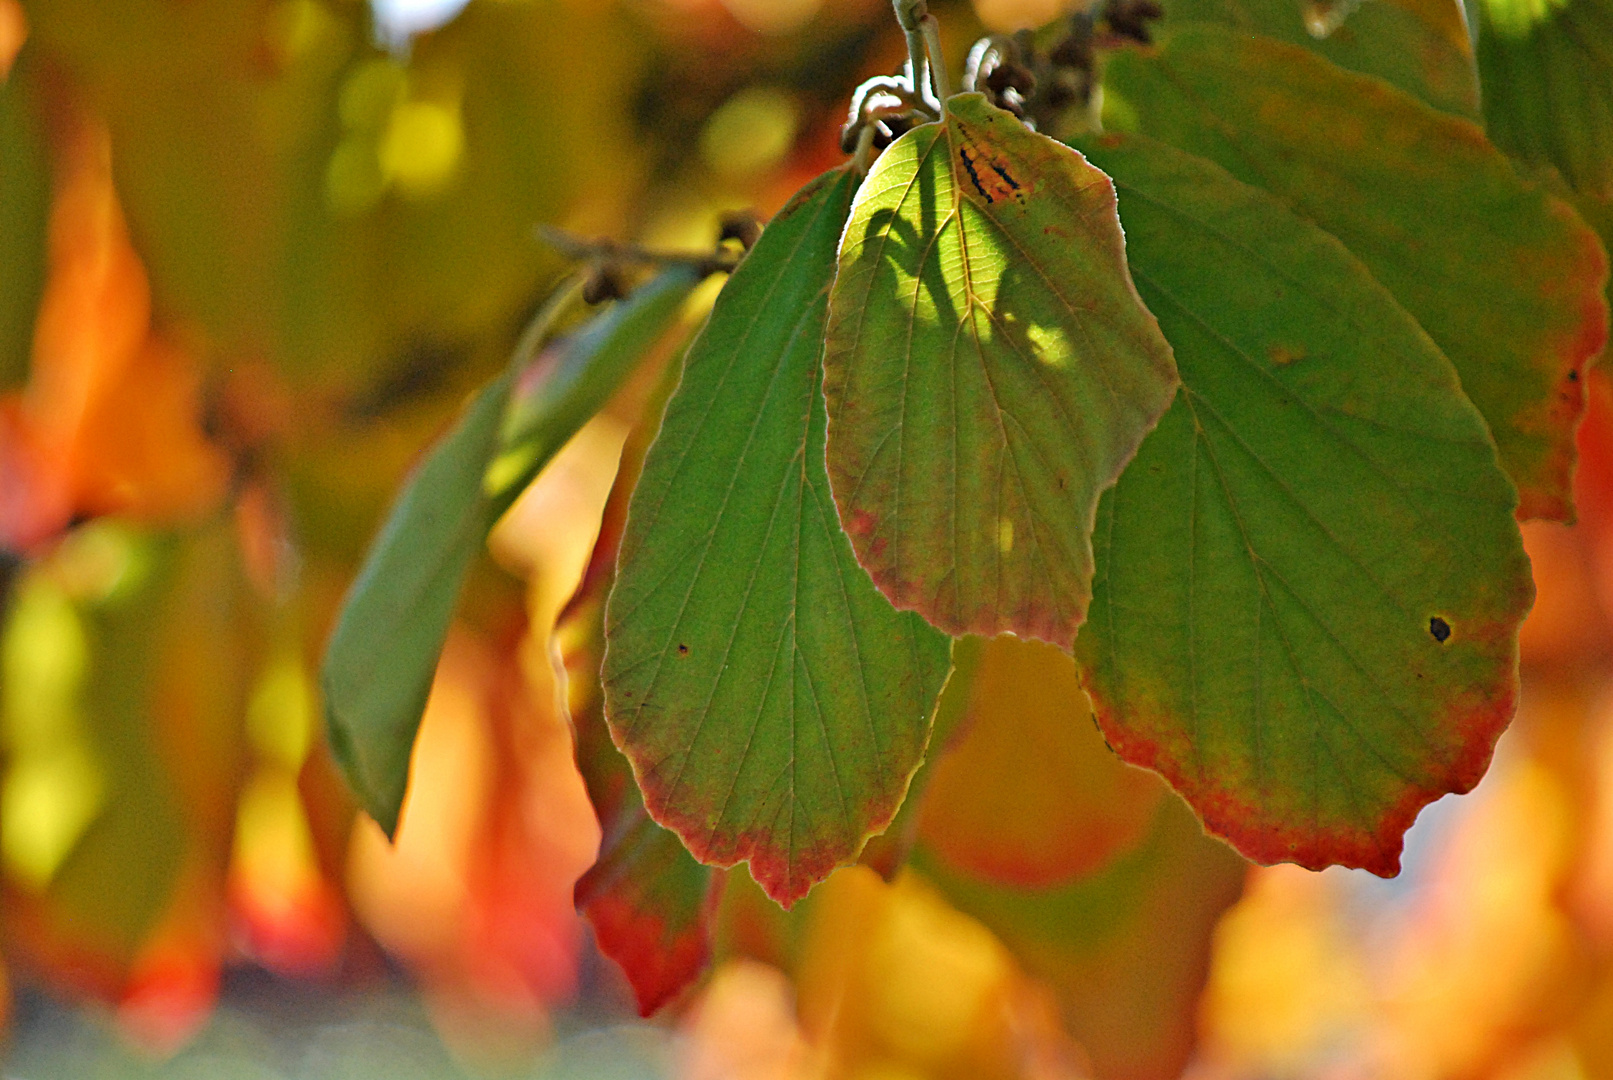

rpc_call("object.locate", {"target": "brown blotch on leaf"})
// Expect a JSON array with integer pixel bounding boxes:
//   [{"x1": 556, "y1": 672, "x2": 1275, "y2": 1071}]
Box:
[
  {"x1": 677, "y1": 643, "x2": 690, "y2": 655},
  {"x1": 958, "y1": 144, "x2": 1022, "y2": 205},
  {"x1": 1269, "y1": 344, "x2": 1306, "y2": 367}
]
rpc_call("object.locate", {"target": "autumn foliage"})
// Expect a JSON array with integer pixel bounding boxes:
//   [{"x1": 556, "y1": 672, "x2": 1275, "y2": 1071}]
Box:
[{"x1": 5, "y1": 0, "x2": 1613, "y2": 1078}]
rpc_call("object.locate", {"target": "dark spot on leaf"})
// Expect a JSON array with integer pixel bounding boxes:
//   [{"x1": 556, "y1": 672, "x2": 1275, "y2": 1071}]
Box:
[
  {"x1": 1569, "y1": 369, "x2": 1580, "y2": 381},
  {"x1": 677, "y1": 644, "x2": 689, "y2": 655},
  {"x1": 959, "y1": 146, "x2": 992, "y2": 202},
  {"x1": 991, "y1": 160, "x2": 1021, "y2": 192},
  {"x1": 958, "y1": 145, "x2": 1021, "y2": 204},
  {"x1": 1429, "y1": 617, "x2": 1451, "y2": 643}
]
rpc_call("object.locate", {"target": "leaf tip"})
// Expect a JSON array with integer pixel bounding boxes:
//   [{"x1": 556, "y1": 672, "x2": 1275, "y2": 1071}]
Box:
[{"x1": 578, "y1": 885, "x2": 712, "y2": 1016}]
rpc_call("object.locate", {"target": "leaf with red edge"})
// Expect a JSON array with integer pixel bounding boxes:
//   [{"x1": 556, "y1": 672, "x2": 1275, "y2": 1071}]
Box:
[
  {"x1": 575, "y1": 811, "x2": 719, "y2": 1015},
  {"x1": 916, "y1": 635, "x2": 1163, "y2": 888},
  {"x1": 1069, "y1": 131, "x2": 1534, "y2": 875},
  {"x1": 1104, "y1": 25, "x2": 1609, "y2": 521},
  {"x1": 914, "y1": 795, "x2": 1248, "y2": 1080},
  {"x1": 565, "y1": 596, "x2": 720, "y2": 1016},
  {"x1": 822, "y1": 93, "x2": 1177, "y2": 642},
  {"x1": 604, "y1": 167, "x2": 952, "y2": 905}
]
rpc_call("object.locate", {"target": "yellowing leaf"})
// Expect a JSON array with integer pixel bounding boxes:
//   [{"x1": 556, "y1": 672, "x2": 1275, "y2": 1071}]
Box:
[{"x1": 822, "y1": 93, "x2": 1177, "y2": 642}]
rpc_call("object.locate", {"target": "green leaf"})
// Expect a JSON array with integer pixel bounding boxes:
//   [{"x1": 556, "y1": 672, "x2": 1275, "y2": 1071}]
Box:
[
  {"x1": 1158, "y1": 0, "x2": 1479, "y2": 118},
  {"x1": 567, "y1": 585, "x2": 718, "y2": 1017},
  {"x1": 1069, "y1": 131, "x2": 1534, "y2": 874},
  {"x1": 604, "y1": 167, "x2": 953, "y2": 906},
  {"x1": 323, "y1": 269, "x2": 691, "y2": 835},
  {"x1": 914, "y1": 795, "x2": 1247, "y2": 1080},
  {"x1": 1104, "y1": 25, "x2": 1610, "y2": 521},
  {"x1": 3, "y1": 526, "x2": 192, "y2": 967},
  {"x1": 1475, "y1": 0, "x2": 1613, "y2": 196},
  {"x1": 487, "y1": 266, "x2": 700, "y2": 515},
  {"x1": 321, "y1": 371, "x2": 513, "y2": 836},
  {"x1": 822, "y1": 93, "x2": 1177, "y2": 642}
]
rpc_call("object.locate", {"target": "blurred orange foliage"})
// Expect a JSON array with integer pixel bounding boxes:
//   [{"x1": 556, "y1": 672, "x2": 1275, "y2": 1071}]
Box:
[{"x1": 0, "y1": 100, "x2": 227, "y2": 552}]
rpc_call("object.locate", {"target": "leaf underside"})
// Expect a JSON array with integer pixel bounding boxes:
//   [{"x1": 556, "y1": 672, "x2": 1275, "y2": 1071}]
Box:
[
  {"x1": 1105, "y1": 26, "x2": 1609, "y2": 521},
  {"x1": 1071, "y1": 132, "x2": 1535, "y2": 875},
  {"x1": 603, "y1": 167, "x2": 952, "y2": 907},
  {"x1": 822, "y1": 92, "x2": 1178, "y2": 642}
]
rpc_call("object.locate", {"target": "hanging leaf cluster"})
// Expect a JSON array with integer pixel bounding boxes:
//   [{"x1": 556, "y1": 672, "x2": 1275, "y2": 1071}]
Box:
[{"x1": 320, "y1": 0, "x2": 1611, "y2": 1019}]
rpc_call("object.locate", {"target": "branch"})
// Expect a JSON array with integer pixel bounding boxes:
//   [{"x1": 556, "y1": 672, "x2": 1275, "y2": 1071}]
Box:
[{"x1": 537, "y1": 226, "x2": 740, "y2": 278}]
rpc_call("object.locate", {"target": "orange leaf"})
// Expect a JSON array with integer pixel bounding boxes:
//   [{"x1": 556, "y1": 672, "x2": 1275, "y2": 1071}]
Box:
[
  {"x1": 0, "y1": 108, "x2": 226, "y2": 550},
  {"x1": 918, "y1": 636, "x2": 1164, "y2": 887}
]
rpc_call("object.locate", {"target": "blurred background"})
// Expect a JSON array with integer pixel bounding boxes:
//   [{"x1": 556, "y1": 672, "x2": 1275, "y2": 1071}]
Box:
[{"x1": 2, "y1": 0, "x2": 1613, "y2": 1077}]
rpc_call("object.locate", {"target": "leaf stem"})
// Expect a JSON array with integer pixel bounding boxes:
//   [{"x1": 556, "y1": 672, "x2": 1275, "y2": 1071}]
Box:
[
  {"x1": 853, "y1": 123, "x2": 878, "y2": 176},
  {"x1": 506, "y1": 270, "x2": 591, "y2": 385},
  {"x1": 892, "y1": 0, "x2": 934, "y2": 103},
  {"x1": 921, "y1": 15, "x2": 952, "y2": 102}
]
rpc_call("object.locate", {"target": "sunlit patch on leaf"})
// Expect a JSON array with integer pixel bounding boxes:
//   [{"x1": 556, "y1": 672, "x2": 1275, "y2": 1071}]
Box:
[
  {"x1": 1, "y1": 573, "x2": 103, "y2": 890},
  {"x1": 822, "y1": 93, "x2": 1177, "y2": 642},
  {"x1": 1071, "y1": 131, "x2": 1534, "y2": 874}
]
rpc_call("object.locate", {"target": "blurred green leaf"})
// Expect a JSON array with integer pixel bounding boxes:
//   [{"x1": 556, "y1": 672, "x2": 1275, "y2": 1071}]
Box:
[
  {"x1": 321, "y1": 370, "x2": 512, "y2": 836},
  {"x1": 324, "y1": 268, "x2": 692, "y2": 835},
  {"x1": 19, "y1": 527, "x2": 191, "y2": 967}
]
